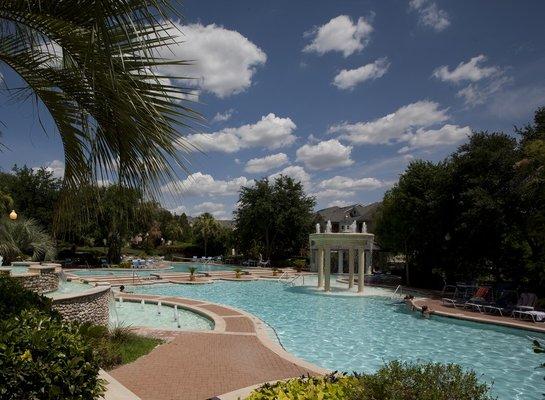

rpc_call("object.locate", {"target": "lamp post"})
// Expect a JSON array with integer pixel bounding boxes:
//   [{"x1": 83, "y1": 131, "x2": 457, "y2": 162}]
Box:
[{"x1": 9, "y1": 210, "x2": 17, "y2": 221}]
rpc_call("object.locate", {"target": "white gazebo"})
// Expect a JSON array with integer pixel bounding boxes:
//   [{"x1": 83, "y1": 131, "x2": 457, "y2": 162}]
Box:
[{"x1": 309, "y1": 221, "x2": 374, "y2": 293}]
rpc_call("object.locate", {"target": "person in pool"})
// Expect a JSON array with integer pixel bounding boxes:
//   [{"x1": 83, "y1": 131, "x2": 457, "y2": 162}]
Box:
[
  {"x1": 421, "y1": 305, "x2": 432, "y2": 318},
  {"x1": 119, "y1": 285, "x2": 132, "y2": 293}
]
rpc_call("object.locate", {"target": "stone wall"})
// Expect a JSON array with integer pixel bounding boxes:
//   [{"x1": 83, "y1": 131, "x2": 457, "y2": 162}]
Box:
[
  {"x1": 52, "y1": 286, "x2": 111, "y2": 326},
  {"x1": 9, "y1": 266, "x2": 60, "y2": 294}
]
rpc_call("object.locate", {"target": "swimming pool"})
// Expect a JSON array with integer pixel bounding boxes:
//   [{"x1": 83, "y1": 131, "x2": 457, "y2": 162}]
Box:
[
  {"x1": 68, "y1": 262, "x2": 235, "y2": 277},
  {"x1": 111, "y1": 300, "x2": 213, "y2": 331},
  {"x1": 130, "y1": 279, "x2": 545, "y2": 399}
]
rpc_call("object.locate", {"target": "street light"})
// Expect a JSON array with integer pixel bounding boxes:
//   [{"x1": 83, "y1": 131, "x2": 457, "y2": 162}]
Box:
[{"x1": 9, "y1": 210, "x2": 17, "y2": 220}]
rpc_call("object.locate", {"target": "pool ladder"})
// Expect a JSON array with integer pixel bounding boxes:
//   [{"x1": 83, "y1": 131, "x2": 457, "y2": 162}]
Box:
[{"x1": 391, "y1": 284, "x2": 403, "y2": 300}]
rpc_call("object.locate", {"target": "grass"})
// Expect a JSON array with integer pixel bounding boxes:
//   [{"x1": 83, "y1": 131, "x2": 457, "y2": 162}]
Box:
[
  {"x1": 79, "y1": 324, "x2": 163, "y2": 370},
  {"x1": 113, "y1": 332, "x2": 163, "y2": 366}
]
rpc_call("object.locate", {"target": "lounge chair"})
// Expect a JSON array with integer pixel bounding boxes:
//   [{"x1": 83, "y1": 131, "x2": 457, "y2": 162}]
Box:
[
  {"x1": 482, "y1": 290, "x2": 518, "y2": 316},
  {"x1": 464, "y1": 286, "x2": 492, "y2": 312},
  {"x1": 258, "y1": 259, "x2": 271, "y2": 267},
  {"x1": 510, "y1": 292, "x2": 539, "y2": 321},
  {"x1": 442, "y1": 284, "x2": 476, "y2": 308}
]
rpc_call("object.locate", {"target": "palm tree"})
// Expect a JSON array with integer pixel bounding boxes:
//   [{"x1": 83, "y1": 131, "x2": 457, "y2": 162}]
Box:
[
  {"x1": 0, "y1": 190, "x2": 13, "y2": 214},
  {"x1": 193, "y1": 213, "x2": 220, "y2": 257},
  {"x1": 0, "y1": 1, "x2": 199, "y2": 198},
  {"x1": 0, "y1": 217, "x2": 56, "y2": 263}
]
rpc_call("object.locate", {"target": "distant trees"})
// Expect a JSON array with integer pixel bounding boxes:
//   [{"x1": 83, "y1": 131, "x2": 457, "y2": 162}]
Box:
[
  {"x1": 376, "y1": 107, "x2": 545, "y2": 292},
  {"x1": 235, "y1": 176, "x2": 316, "y2": 261}
]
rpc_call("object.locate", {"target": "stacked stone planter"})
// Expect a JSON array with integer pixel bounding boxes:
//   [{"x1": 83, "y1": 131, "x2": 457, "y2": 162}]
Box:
[
  {"x1": 52, "y1": 286, "x2": 111, "y2": 326},
  {"x1": 5, "y1": 264, "x2": 60, "y2": 294}
]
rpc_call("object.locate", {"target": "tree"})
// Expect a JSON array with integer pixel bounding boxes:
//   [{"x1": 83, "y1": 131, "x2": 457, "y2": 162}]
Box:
[
  {"x1": 235, "y1": 176, "x2": 316, "y2": 261},
  {"x1": 375, "y1": 107, "x2": 545, "y2": 292},
  {"x1": 0, "y1": 0, "x2": 199, "y2": 198},
  {"x1": 0, "y1": 217, "x2": 56, "y2": 264},
  {"x1": 0, "y1": 166, "x2": 61, "y2": 232},
  {"x1": 192, "y1": 213, "x2": 221, "y2": 257}
]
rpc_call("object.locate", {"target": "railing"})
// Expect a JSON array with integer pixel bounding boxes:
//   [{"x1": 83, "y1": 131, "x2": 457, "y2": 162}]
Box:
[
  {"x1": 277, "y1": 271, "x2": 289, "y2": 282},
  {"x1": 131, "y1": 270, "x2": 144, "y2": 285},
  {"x1": 287, "y1": 274, "x2": 304, "y2": 286},
  {"x1": 390, "y1": 284, "x2": 402, "y2": 300}
]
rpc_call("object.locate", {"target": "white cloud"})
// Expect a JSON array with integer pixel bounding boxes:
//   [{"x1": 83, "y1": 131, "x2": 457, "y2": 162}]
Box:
[
  {"x1": 314, "y1": 189, "x2": 356, "y2": 200},
  {"x1": 192, "y1": 201, "x2": 227, "y2": 218},
  {"x1": 211, "y1": 109, "x2": 234, "y2": 123},
  {"x1": 318, "y1": 176, "x2": 387, "y2": 191},
  {"x1": 269, "y1": 165, "x2": 311, "y2": 189},
  {"x1": 327, "y1": 200, "x2": 354, "y2": 207},
  {"x1": 329, "y1": 101, "x2": 449, "y2": 145},
  {"x1": 296, "y1": 139, "x2": 354, "y2": 170},
  {"x1": 34, "y1": 160, "x2": 64, "y2": 178},
  {"x1": 303, "y1": 15, "x2": 373, "y2": 57},
  {"x1": 433, "y1": 55, "x2": 499, "y2": 83},
  {"x1": 333, "y1": 57, "x2": 390, "y2": 90},
  {"x1": 409, "y1": 0, "x2": 450, "y2": 32},
  {"x1": 187, "y1": 113, "x2": 297, "y2": 153},
  {"x1": 162, "y1": 172, "x2": 251, "y2": 197},
  {"x1": 157, "y1": 22, "x2": 266, "y2": 98},
  {"x1": 244, "y1": 153, "x2": 289, "y2": 174},
  {"x1": 456, "y1": 75, "x2": 512, "y2": 107},
  {"x1": 399, "y1": 124, "x2": 472, "y2": 153}
]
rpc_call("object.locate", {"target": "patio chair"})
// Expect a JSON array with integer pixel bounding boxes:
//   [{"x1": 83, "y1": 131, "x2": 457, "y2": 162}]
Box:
[
  {"x1": 258, "y1": 259, "x2": 271, "y2": 268},
  {"x1": 482, "y1": 290, "x2": 518, "y2": 316},
  {"x1": 442, "y1": 284, "x2": 476, "y2": 308},
  {"x1": 464, "y1": 286, "x2": 492, "y2": 312}
]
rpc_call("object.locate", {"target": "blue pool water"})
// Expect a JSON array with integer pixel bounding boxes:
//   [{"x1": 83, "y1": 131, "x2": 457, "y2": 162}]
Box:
[
  {"x1": 131, "y1": 280, "x2": 545, "y2": 399},
  {"x1": 69, "y1": 262, "x2": 234, "y2": 277}
]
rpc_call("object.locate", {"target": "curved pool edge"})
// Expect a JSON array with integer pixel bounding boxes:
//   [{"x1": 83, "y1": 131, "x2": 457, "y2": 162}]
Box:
[{"x1": 114, "y1": 291, "x2": 329, "y2": 377}]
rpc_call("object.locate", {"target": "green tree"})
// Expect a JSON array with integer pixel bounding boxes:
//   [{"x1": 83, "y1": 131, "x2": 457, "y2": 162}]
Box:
[
  {"x1": 0, "y1": 0, "x2": 199, "y2": 198},
  {"x1": 192, "y1": 213, "x2": 221, "y2": 257},
  {"x1": 235, "y1": 176, "x2": 316, "y2": 261},
  {"x1": 0, "y1": 166, "x2": 61, "y2": 232},
  {"x1": 0, "y1": 217, "x2": 56, "y2": 264}
]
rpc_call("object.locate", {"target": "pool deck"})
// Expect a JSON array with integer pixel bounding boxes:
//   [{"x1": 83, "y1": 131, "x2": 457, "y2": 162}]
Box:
[
  {"x1": 108, "y1": 292, "x2": 327, "y2": 400},
  {"x1": 411, "y1": 297, "x2": 545, "y2": 333}
]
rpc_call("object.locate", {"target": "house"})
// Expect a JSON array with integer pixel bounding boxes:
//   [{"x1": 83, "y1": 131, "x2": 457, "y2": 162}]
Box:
[{"x1": 315, "y1": 203, "x2": 380, "y2": 233}]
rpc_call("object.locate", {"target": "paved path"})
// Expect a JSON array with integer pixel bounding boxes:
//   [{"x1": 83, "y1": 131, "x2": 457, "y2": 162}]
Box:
[{"x1": 109, "y1": 293, "x2": 326, "y2": 400}]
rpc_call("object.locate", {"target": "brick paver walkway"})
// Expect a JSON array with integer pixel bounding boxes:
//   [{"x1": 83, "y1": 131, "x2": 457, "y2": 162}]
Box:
[{"x1": 108, "y1": 293, "x2": 324, "y2": 400}]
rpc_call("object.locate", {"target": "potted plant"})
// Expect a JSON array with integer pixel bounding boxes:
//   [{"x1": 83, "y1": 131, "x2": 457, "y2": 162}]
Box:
[
  {"x1": 272, "y1": 268, "x2": 279, "y2": 277},
  {"x1": 188, "y1": 266, "x2": 197, "y2": 281},
  {"x1": 234, "y1": 267, "x2": 242, "y2": 279}
]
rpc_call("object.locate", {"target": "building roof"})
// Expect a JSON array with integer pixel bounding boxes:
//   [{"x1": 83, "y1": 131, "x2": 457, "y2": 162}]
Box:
[{"x1": 316, "y1": 202, "x2": 381, "y2": 224}]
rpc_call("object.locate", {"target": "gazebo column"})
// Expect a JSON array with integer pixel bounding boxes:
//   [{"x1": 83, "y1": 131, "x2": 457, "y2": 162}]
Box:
[
  {"x1": 338, "y1": 250, "x2": 344, "y2": 274},
  {"x1": 324, "y1": 246, "x2": 331, "y2": 292},
  {"x1": 348, "y1": 247, "x2": 355, "y2": 289},
  {"x1": 317, "y1": 247, "x2": 324, "y2": 288},
  {"x1": 357, "y1": 246, "x2": 365, "y2": 293}
]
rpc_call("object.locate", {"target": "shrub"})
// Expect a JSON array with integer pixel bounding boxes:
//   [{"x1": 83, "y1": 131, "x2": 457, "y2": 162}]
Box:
[
  {"x1": 0, "y1": 276, "x2": 59, "y2": 319},
  {"x1": 0, "y1": 310, "x2": 104, "y2": 399},
  {"x1": 246, "y1": 362, "x2": 494, "y2": 400},
  {"x1": 246, "y1": 374, "x2": 356, "y2": 400},
  {"x1": 349, "y1": 361, "x2": 494, "y2": 400}
]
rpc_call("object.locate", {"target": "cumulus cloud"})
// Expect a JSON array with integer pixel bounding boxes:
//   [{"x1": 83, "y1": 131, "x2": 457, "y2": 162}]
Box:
[
  {"x1": 269, "y1": 165, "x2": 311, "y2": 189},
  {"x1": 327, "y1": 200, "x2": 354, "y2": 207},
  {"x1": 333, "y1": 57, "x2": 390, "y2": 90},
  {"x1": 409, "y1": 0, "x2": 450, "y2": 32},
  {"x1": 191, "y1": 201, "x2": 228, "y2": 218},
  {"x1": 244, "y1": 153, "x2": 289, "y2": 174},
  {"x1": 433, "y1": 55, "x2": 499, "y2": 83},
  {"x1": 329, "y1": 101, "x2": 449, "y2": 145},
  {"x1": 318, "y1": 176, "x2": 387, "y2": 191},
  {"x1": 187, "y1": 113, "x2": 297, "y2": 153},
  {"x1": 157, "y1": 22, "x2": 266, "y2": 98},
  {"x1": 162, "y1": 172, "x2": 251, "y2": 197},
  {"x1": 34, "y1": 160, "x2": 64, "y2": 179},
  {"x1": 399, "y1": 124, "x2": 472, "y2": 153},
  {"x1": 296, "y1": 139, "x2": 354, "y2": 170},
  {"x1": 303, "y1": 15, "x2": 373, "y2": 57},
  {"x1": 211, "y1": 109, "x2": 235, "y2": 123}
]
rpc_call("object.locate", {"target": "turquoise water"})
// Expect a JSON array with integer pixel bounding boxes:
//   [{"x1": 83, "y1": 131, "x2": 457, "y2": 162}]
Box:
[
  {"x1": 45, "y1": 281, "x2": 92, "y2": 298},
  {"x1": 69, "y1": 262, "x2": 234, "y2": 277},
  {"x1": 131, "y1": 280, "x2": 545, "y2": 400},
  {"x1": 111, "y1": 300, "x2": 213, "y2": 331}
]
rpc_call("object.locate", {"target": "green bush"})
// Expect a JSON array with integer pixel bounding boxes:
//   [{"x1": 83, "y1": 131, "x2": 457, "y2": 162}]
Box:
[
  {"x1": 246, "y1": 362, "x2": 494, "y2": 400},
  {"x1": 0, "y1": 310, "x2": 104, "y2": 399},
  {"x1": 349, "y1": 361, "x2": 494, "y2": 400},
  {"x1": 246, "y1": 374, "x2": 356, "y2": 400},
  {"x1": 0, "y1": 276, "x2": 59, "y2": 319}
]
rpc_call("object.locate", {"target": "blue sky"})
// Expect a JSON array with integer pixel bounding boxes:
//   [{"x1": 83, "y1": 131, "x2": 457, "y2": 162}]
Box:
[{"x1": 1, "y1": 0, "x2": 545, "y2": 219}]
